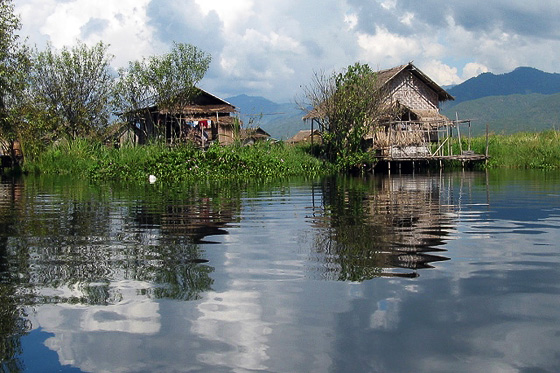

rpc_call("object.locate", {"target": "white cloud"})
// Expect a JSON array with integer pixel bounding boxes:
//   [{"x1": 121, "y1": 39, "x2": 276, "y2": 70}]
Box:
[
  {"x1": 194, "y1": 0, "x2": 254, "y2": 32},
  {"x1": 462, "y1": 63, "x2": 489, "y2": 80},
  {"x1": 357, "y1": 26, "x2": 421, "y2": 67},
  {"x1": 17, "y1": 0, "x2": 162, "y2": 67},
  {"x1": 379, "y1": 0, "x2": 397, "y2": 10},
  {"x1": 13, "y1": 0, "x2": 560, "y2": 102},
  {"x1": 420, "y1": 60, "x2": 461, "y2": 86},
  {"x1": 344, "y1": 13, "x2": 359, "y2": 31}
]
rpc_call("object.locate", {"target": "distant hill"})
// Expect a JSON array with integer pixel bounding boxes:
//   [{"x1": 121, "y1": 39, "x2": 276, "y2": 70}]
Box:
[
  {"x1": 442, "y1": 93, "x2": 560, "y2": 135},
  {"x1": 446, "y1": 67, "x2": 560, "y2": 105},
  {"x1": 227, "y1": 67, "x2": 560, "y2": 139},
  {"x1": 441, "y1": 67, "x2": 560, "y2": 135},
  {"x1": 226, "y1": 94, "x2": 308, "y2": 140}
]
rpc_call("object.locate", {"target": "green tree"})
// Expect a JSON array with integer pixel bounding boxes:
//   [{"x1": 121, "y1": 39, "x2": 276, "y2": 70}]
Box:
[
  {"x1": 29, "y1": 41, "x2": 114, "y2": 140},
  {"x1": 301, "y1": 63, "x2": 394, "y2": 169},
  {"x1": 113, "y1": 42, "x2": 211, "y2": 138},
  {"x1": 0, "y1": 0, "x2": 31, "y2": 157}
]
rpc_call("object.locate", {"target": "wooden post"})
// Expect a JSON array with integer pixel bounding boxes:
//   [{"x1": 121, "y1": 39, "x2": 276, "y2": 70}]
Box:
[
  {"x1": 389, "y1": 126, "x2": 392, "y2": 158},
  {"x1": 456, "y1": 112, "x2": 463, "y2": 155},
  {"x1": 468, "y1": 120, "x2": 472, "y2": 151},
  {"x1": 485, "y1": 124, "x2": 490, "y2": 166},
  {"x1": 446, "y1": 124, "x2": 450, "y2": 156},
  {"x1": 311, "y1": 119, "x2": 314, "y2": 148}
]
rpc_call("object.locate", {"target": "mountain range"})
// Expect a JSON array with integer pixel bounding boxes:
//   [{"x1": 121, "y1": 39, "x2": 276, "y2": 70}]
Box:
[
  {"x1": 225, "y1": 94, "x2": 306, "y2": 140},
  {"x1": 227, "y1": 66, "x2": 560, "y2": 139}
]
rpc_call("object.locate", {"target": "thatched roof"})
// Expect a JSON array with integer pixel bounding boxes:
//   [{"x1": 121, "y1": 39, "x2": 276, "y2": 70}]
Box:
[
  {"x1": 287, "y1": 129, "x2": 322, "y2": 143},
  {"x1": 129, "y1": 87, "x2": 236, "y2": 116},
  {"x1": 240, "y1": 127, "x2": 271, "y2": 139},
  {"x1": 377, "y1": 62, "x2": 454, "y2": 102},
  {"x1": 303, "y1": 62, "x2": 453, "y2": 120}
]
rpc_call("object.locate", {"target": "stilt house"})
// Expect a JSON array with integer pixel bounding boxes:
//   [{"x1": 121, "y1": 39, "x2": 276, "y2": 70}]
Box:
[
  {"x1": 370, "y1": 62, "x2": 454, "y2": 157},
  {"x1": 304, "y1": 62, "x2": 456, "y2": 158},
  {"x1": 123, "y1": 88, "x2": 238, "y2": 147}
]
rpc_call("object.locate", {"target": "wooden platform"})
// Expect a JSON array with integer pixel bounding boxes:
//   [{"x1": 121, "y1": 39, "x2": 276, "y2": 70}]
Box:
[
  {"x1": 373, "y1": 153, "x2": 488, "y2": 172},
  {"x1": 377, "y1": 154, "x2": 488, "y2": 162}
]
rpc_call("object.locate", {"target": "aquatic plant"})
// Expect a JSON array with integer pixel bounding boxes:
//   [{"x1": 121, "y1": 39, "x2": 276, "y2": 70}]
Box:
[{"x1": 24, "y1": 139, "x2": 332, "y2": 182}]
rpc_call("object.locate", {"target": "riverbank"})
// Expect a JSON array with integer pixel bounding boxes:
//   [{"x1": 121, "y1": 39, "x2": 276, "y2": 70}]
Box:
[
  {"x1": 466, "y1": 130, "x2": 560, "y2": 169},
  {"x1": 23, "y1": 139, "x2": 331, "y2": 182},
  {"x1": 20, "y1": 130, "x2": 560, "y2": 182}
]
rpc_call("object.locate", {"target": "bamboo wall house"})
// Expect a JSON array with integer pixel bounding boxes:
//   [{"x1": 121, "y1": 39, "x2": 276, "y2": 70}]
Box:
[
  {"x1": 304, "y1": 62, "x2": 487, "y2": 166},
  {"x1": 122, "y1": 88, "x2": 238, "y2": 147}
]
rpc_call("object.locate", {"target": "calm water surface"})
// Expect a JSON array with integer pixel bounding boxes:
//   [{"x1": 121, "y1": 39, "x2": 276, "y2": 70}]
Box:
[{"x1": 0, "y1": 170, "x2": 559, "y2": 372}]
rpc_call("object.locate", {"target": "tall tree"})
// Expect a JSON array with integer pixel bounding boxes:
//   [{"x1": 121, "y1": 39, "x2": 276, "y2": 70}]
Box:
[
  {"x1": 30, "y1": 41, "x2": 114, "y2": 140},
  {"x1": 0, "y1": 0, "x2": 31, "y2": 152},
  {"x1": 113, "y1": 42, "x2": 212, "y2": 133},
  {"x1": 301, "y1": 63, "x2": 395, "y2": 167}
]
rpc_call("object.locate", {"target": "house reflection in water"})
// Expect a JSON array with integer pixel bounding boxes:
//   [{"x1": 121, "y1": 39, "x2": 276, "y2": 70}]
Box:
[
  {"x1": 308, "y1": 175, "x2": 458, "y2": 280},
  {"x1": 132, "y1": 194, "x2": 240, "y2": 245}
]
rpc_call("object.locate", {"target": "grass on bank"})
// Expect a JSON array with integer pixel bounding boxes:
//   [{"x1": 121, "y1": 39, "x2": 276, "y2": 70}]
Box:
[
  {"x1": 23, "y1": 139, "x2": 332, "y2": 182},
  {"x1": 22, "y1": 130, "x2": 560, "y2": 180},
  {"x1": 464, "y1": 130, "x2": 560, "y2": 169}
]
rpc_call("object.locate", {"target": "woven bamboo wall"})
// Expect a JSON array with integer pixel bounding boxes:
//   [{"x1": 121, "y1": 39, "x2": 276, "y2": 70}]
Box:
[{"x1": 387, "y1": 71, "x2": 439, "y2": 111}]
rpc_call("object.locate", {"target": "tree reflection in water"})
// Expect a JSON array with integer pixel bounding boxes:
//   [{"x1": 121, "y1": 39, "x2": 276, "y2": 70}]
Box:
[
  {"x1": 309, "y1": 175, "x2": 454, "y2": 281},
  {"x1": 0, "y1": 180, "x2": 29, "y2": 371},
  {"x1": 0, "y1": 177, "x2": 243, "y2": 370}
]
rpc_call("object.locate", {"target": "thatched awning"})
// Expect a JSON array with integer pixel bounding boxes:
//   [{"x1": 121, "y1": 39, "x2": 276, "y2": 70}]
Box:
[
  {"x1": 125, "y1": 87, "x2": 237, "y2": 117},
  {"x1": 239, "y1": 127, "x2": 270, "y2": 141},
  {"x1": 158, "y1": 104, "x2": 236, "y2": 115},
  {"x1": 408, "y1": 109, "x2": 450, "y2": 123},
  {"x1": 287, "y1": 129, "x2": 322, "y2": 143}
]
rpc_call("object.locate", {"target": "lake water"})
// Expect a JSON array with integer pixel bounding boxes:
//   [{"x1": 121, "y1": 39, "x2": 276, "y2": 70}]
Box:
[{"x1": 1, "y1": 170, "x2": 559, "y2": 372}]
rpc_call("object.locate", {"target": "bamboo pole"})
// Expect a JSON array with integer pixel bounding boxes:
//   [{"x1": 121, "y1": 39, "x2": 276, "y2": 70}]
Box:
[
  {"x1": 456, "y1": 112, "x2": 463, "y2": 155},
  {"x1": 485, "y1": 124, "x2": 489, "y2": 166},
  {"x1": 446, "y1": 123, "x2": 450, "y2": 156},
  {"x1": 468, "y1": 120, "x2": 472, "y2": 151}
]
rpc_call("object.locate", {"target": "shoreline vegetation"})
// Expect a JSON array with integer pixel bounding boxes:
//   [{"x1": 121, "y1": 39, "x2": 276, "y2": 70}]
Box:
[
  {"x1": 17, "y1": 130, "x2": 560, "y2": 183},
  {"x1": 467, "y1": 129, "x2": 560, "y2": 169},
  {"x1": 22, "y1": 140, "x2": 332, "y2": 183}
]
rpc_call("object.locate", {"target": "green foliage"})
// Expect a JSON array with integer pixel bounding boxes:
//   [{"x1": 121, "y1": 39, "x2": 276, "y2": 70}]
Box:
[
  {"x1": 24, "y1": 138, "x2": 106, "y2": 176},
  {"x1": 334, "y1": 150, "x2": 376, "y2": 174},
  {"x1": 29, "y1": 41, "x2": 114, "y2": 140},
  {"x1": 0, "y1": 0, "x2": 31, "y2": 145},
  {"x1": 25, "y1": 139, "x2": 332, "y2": 182},
  {"x1": 113, "y1": 42, "x2": 211, "y2": 116},
  {"x1": 464, "y1": 130, "x2": 560, "y2": 169},
  {"x1": 302, "y1": 62, "x2": 388, "y2": 168}
]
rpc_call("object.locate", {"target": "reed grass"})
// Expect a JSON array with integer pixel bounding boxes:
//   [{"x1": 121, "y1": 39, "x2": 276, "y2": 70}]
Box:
[
  {"x1": 24, "y1": 131, "x2": 560, "y2": 180},
  {"x1": 466, "y1": 130, "x2": 560, "y2": 169},
  {"x1": 24, "y1": 139, "x2": 331, "y2": 182}
]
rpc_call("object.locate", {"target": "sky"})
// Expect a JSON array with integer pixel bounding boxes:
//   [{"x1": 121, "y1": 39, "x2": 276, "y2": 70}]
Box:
[{"x1": 13, "y1": 0, "x2": 560, "y2": 103}]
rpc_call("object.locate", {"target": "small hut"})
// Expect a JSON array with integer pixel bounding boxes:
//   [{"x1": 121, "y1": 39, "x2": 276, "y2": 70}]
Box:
[
  {"x1": 369, "y1": 62, "x2": 454, "y2": 156},
  {"x1": 240, "y1": 127, "x2": 271, "y2": 146},
  {"x1": 304, "y1": 62, "x2": 457, "y2": 158},
  {"x1": 287, "y1": 130, "x2": 322, "y2": 145},
  {"x1": 123, "y1": 88, "x2": 238, "y2": 147}
]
